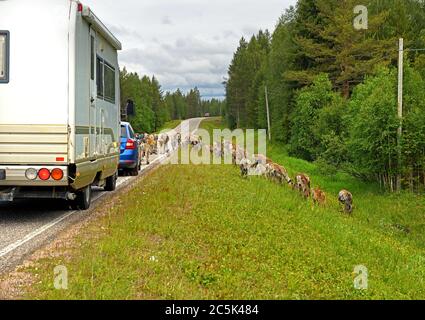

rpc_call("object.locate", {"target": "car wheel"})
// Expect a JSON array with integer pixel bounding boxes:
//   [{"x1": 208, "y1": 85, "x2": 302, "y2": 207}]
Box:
[
  {"x1": 130, "y1": 166, "x2": 139, "y2": 176},
  {"x1": 71, "y1": 185, "x2": 92, "y2": 210},
  {"x1": 104, "y1": 172, "x2": 118, "y2": 191}
]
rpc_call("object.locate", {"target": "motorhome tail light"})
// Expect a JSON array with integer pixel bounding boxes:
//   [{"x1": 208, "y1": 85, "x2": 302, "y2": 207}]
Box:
[
  {"x1": 38, "y1": 168, "x2": 51, "y2": 181},
  {"x1": 126, "y1": 139, "x2": 136, "y2": 150},
  {"x1": 25, "y1": 168, "x2": 38, "y2": 181},
  {"x1": 51, "y1": 168, "x2": 64, "y2": 181},
  {"x1": 78, "y1": 3, "x2": 83, "y2": 12}
]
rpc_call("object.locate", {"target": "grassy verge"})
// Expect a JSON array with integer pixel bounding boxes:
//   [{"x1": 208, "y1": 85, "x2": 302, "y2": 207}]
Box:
[
  {"x1": 198, "y1": 117, "x2": 227, "y2": 133},
  {"x1": 157, "y1": 120, "x2": 182, "y2": 132},
  {"x1": 23, "y1": 118, "x2": 425, "y2": 300},
  {"x1": 199, "y1": 118, "x2": 425, "y2": 246}
]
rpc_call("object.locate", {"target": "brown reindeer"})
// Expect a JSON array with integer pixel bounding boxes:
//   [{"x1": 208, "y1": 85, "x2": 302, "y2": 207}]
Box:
[
  {"x1": 267, "y1": 163, "x2": 292, "y2": 186},
  {"x1": 252, "y1": 154, "x2": 273, "y2": 166},
  {"x1": 312, "y1": 188, "x2": 326, "y2": 205},
  {"x1": 338, "y1": 190, "x2": 353, "y2": 214},
  {"x1": 239, "y1": 158, "x2": 252, "y2": 178},
  {"x1": 295, "y1": 174, "x2": 311, "y2": 198},
  {"x1": 231, "y1": 145, "x2": 247, "y2": 165}
]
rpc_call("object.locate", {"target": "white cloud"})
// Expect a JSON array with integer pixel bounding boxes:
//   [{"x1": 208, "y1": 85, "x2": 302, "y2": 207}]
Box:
[
  {"x1": 161, "y1": 16, "x2": 173, "y2": 25},
  {"x1": 82, "y1": 0, "x2": 297, "y2": 98}
]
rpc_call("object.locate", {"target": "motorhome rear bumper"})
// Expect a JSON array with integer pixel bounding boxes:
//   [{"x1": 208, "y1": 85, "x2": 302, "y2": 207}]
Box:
[
  {"x1": 0, "y1": 165, "x2": 68, "y2": 187},
  {"x1": 0, "y1": 188, "x2": 15, "y2": 201},
  {"x1": 0, "y1": 187, "x2": 76, "y2": 202}
]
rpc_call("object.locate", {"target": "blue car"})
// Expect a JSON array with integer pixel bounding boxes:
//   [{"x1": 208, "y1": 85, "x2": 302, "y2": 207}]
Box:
[{"x1": 119, "y1": 122, "x2": 141, "y2": 176}]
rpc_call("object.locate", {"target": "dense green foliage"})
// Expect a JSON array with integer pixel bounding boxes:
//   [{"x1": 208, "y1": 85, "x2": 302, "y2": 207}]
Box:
[
  {"x1": 120, "y1": 68, "x2": 225, "y2": 133},
  {"x1": 225, "y1": 0, "x2": 425, "y2": 191}
]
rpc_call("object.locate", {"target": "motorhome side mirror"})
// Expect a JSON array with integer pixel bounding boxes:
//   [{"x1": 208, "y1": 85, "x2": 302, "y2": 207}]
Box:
[{"x1": 126, "y1": 99, "x2": 135, "y2": 116}]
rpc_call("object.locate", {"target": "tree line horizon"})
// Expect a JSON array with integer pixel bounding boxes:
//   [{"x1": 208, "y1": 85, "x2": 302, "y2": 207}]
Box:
[
  {"x1": 119, "y1": 67, "x2": 226, "y2": 134},
  {"x1": 119, "y1": 0, "x2": 425, "y2": 192},
  {"x1": 224, "y1": 0, "x2": 425, "y2": 192}
]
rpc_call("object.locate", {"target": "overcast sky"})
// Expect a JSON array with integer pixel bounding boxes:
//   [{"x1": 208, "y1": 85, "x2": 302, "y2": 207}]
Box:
[{"x1": 84, "y1": 0, "x2": 297, "y2": 99}]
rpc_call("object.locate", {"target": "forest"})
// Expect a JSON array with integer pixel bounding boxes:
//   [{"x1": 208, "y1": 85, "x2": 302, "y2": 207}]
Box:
[
  {"x1": 119, "y1": 68, "x2": 225, "y2": 133},
  {"x1": 225, "y1": 0, "x2": 425, "y2": 192}
]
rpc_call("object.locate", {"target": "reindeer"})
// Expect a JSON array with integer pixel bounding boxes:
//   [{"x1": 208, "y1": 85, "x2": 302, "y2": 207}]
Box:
[
  {"x1": 176, "y1": 133, "x2": 182, "y2": 146},
  {"x1": 158, "y1": 133, "x2": 171, "y2": 154},
  {"x1": 231, "y1": 145, "x2": 246, "y2": 166},
  {"x1": 223, "y1": 140, "x2": 233, "y2": 155},
  {"x1": 252, "y1": 162, "x2": 268, "y2": 177},
  {"x1": 267, "y1": 163, "x2": 293, "y2": 186},
  {"x1": 338, "y1": 190, "x2": 353, "y2": 214},
  {"x1": 295, "y1": 173, "x2": 311, "y2": 198},
  {"x1": 190, "y1": 135, "x2": 201, "y2": 146},
  {"x1": 142, "y1": 134, "x2": 156, "y2": 164},
  {"x1": 312, "y1": 188, "x2": 326, "y2": 205},
  {"x1": 250, "y1": 154, "x2": 272, "y2": 178},
  {"x1": 239, "y1": 158, "x2": 252, "y2": 178},
  {"x1": 252, "y1": 154, "x2": 273, "y2": 166},
  {"x1": 212, "y1": 141, "x2": 224, "y2": 158}
]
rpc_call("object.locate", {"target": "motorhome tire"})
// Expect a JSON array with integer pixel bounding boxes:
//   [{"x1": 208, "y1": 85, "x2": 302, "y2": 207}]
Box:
[
  {"x1": 72, "y1": 185, "x2": 92, "y2": 210},
  {"x1": 104, "y1": 173, "x2": 117, "y2": 191}
]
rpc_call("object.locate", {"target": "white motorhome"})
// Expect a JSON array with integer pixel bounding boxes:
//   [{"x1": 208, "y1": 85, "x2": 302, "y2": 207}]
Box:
[{"x1": 0, "y1": 0, "x2": 122, "y2": 210}]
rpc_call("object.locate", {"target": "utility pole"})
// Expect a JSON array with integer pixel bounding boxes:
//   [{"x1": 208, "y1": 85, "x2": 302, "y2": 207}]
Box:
[
  {"x1": 265, "y1": 85, "x2": 271, "y2": 141},
  {"x1": 397, "y1": 38, "x2": 404, "y2": 192}
]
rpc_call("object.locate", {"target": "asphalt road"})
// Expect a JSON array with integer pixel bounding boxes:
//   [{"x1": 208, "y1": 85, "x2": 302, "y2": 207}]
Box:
[{"x1": 0, "y1": 118, "x2": 203, "y2": 274}]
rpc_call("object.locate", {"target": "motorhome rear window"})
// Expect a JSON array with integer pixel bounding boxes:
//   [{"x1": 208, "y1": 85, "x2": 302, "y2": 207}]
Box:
[
  {"x1": 0, "y1": 31, "x2": 10, "y2": 83},
  {"x1": 104, "y1": 63, "x2": 116, "y2": 102},
  {"x1": 96, "y1": 56, "x2": 116, "y2": 103}
]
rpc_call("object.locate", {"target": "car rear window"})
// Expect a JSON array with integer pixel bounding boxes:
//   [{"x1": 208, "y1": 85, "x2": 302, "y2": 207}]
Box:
[
  {"x1": 121, "y1": 126, "x2": 127, "y2": 138},
  {"x1": 128, "y1": 126, "x2": 135, "y2": 139}
]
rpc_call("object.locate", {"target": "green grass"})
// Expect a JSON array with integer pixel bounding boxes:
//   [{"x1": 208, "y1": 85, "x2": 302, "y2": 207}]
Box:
[
  {"x1": 200, "y1": 118, "x2": 425, "y2": 247},
  {"x1": 198, "y1": 117, "x2": 227, "y2": 133},
  {"x1": 24, "y1": 118, "x2": 425, "y2": 300},
  {"x1": 157, "y1": 120, "x2": 182, "y2": 132}
]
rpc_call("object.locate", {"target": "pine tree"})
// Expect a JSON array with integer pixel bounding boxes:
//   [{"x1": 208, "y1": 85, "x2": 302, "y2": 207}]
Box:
[{"x1": 288, "y1": 0, "x2": 395, "y2": 98}]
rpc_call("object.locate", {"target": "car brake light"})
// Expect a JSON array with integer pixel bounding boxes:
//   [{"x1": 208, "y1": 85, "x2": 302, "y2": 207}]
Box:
[
  {"x1": 126, "y1": 139, "x2": 136, "y2": 150},
  {"x1": 51, "y1": 168, "x2": 64, "y2": 181},
  {"x1": 38, "y1": 168, "x2": 51, "y2": 181}
]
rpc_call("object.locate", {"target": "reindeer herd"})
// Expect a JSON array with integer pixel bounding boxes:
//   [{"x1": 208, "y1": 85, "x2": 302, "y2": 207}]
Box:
[
  {"x1": 189, "y1": 137, "x2": 354, "y2": 214},
  {"x1": 162, "y1": 132, "x2": 354, "y2": 214},
  {"x1": 245, "y1": 153, "x2": 354, "y2": 214}
]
